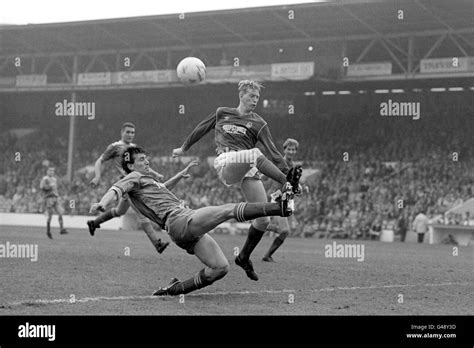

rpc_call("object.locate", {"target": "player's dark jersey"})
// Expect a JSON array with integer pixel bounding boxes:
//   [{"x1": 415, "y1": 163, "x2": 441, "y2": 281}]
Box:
[
  {"x1": 101, "y1": 140, "x2": 136, "y2": 176},
  {"x1": 40, "y1": 176, "x2": 59, "y2": 198},
  {"x1": 110, "y1": 171, "x2": 184, "y2": 229},
  {"x1": 214, "y1": 107, "x2": 266, "y2": 153},
  {"x1": 182, "y1": 107, "x2": 288, "y2": 172}
]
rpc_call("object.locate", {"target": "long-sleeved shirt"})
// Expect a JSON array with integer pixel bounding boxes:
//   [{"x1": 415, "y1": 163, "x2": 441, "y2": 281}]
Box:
[
  {"x1": 182, "y1": 107, "x2": 289, "y2": 173},
  {"x1": 110, "y1": 171, "x2": 184, "y2": 229}
]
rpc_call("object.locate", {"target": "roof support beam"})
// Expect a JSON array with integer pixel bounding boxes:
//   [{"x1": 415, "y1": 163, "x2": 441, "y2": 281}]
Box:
[
  {"x1": 412, "y1": 34, "x2": 447, "y2": 73},
  {"x1": 10, "y1": 34, "x2": 44, "y2": 55},
  {"x1": 95, "y1": 24, "x2": 136, "y2": 50},
  {"x1": 414, "y1": 0, "x2": 471, "y2": 57},
  {"x1": 355, "y1": 38, "x2": 377, "y2": 63},
  {"x1": 209, "y1": 17, "x2": 250, "y2": 43},
  {"x1": 270, "y1": 10, "x2": 312, "y2": 39},
  {"x1": 0, "y1": 56, "x2": 12, "y2": 73},
  {"x1": 1, "y1": 28, "x2": 473, "y2": 60},
  {"x1": 337, "y1": 3, "x2": 408, "y2": 59},
  {"x1": 377, "y1": 38, "x2": 407, "y2": 73},
  {"x1": 41, "y1": 57, "x2": 71, "y2": 81},
  {"x1": 454, "y1": 34, "x2": 474, "y2": 50},
  {"x1": 447, "y1": 34, "x2": 469, "y2": 57},
  {"x1": 147, "y1": 21, "x2": 190, "y2": 46},
  {"x1": 84, "y1": 55, "x2": 98, "y2": 73}
]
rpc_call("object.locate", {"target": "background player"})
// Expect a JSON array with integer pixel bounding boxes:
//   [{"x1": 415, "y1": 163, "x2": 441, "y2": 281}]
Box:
[
  {"x1": 40, "y1": 167, "x2": 68, "y2": 239},
  {"x1": 90, "y1": 146, "x2": 295, "y2": 296},
  {"x1": 172, "y1": 80, "x2": 302, "y2": 281},
  {"x1": 88, "y1": 122, "x2": 169, "y2": 254},
  {"x1": 262, "y1": 138, "x2": 301, "y2": 262}
]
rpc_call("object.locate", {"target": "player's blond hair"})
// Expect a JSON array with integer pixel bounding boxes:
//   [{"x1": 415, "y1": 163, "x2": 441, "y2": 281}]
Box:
[
  {"x1": 238, "y1": 80, "x2": 264, "y2": 95},
  {"x1": 283, "y1": 138, "x2": 299, "y2": 150}
]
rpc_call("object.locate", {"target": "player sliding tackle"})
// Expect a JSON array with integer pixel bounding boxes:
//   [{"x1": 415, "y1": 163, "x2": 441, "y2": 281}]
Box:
[
  {"x1": 90, "y1": 146, "x2": 296, "y2": 296},
  {"x1": 88, "y1": 122, "x2": 169, "y2": 254},
  {"x1": 172, "y1": 80, "x2": 302, "y2": 281}
]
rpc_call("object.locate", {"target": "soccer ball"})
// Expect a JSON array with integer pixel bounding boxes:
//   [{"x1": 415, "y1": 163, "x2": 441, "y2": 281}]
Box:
[{"x1": 176, "y1": 57, "x2": 206, "y2": 84}]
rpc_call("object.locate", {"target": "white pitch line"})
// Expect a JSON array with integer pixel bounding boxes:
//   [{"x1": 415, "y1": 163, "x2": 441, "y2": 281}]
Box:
[{"x1": 3, "y1": 282, "x2": 473, "y2": 308}]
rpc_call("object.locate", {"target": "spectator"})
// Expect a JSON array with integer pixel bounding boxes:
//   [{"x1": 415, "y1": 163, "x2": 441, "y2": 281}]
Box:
[
  {"x1": 397, "y1": 211, "x2": 409, "y2": 242},
  {"x1": 412, "y1": 208, "x2": 429, "y2": 243}
]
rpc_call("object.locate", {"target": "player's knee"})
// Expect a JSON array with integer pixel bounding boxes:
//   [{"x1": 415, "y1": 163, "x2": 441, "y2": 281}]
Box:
[
  {"x1": 254, "y1": 216, "x2": 270, "y2": 231},
  {"x1": 210, "y1": 264, "x2": 229, "y2": 282},
  {"x1": 112, "y1": 207, "x2": 125, "y2": 217},
  {"x1": 279, "y1": 230, "x2": 289, "y2": 239}
]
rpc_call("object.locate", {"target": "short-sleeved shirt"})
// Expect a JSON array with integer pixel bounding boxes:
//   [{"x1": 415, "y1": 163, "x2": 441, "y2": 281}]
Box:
[
  {"x1": 101, "y1": 140, "x2": 136, "y2": 176},
  {"x1": 110, "y1": 171, "x2": 184, "y2": 229}
]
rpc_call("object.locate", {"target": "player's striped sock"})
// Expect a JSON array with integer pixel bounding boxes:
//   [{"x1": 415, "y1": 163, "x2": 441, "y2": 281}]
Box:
[
  {"x1": 171, "y1": 269, "x2": 213, "y2": 295},
  {"x1": 233, "y1": 202, "x2": 281, "y2": 222}
]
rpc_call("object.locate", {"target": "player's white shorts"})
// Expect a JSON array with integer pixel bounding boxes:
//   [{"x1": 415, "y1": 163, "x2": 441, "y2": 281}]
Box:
[{"x1": 213, "y1": 149, "x2": 263, "y2": 186}]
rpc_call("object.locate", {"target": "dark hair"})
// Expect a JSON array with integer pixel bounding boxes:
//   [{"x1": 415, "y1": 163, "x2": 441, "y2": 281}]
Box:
[
  {"x1": 121, "y1": 122, "x2": 136, "y2": 131},
  {"x1": 122, "y1": 146, "x2": 145, "y2": 174}
]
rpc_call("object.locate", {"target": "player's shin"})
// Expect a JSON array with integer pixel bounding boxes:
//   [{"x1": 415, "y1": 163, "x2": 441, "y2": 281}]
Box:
[
  {"x1": 239, "y1": 225, "x2": 266, "y2": 261},
  {"x1": 255, "y1": 156, "x2": 287, "y2": 185},
  {"x1": 170, "y1": 268, "x2": 222, "y2": 295},
  {"x1": 264, "y1": 232, "x2": 288, "y2": 258},
  {"x1": 232, "y1": 202, "x2": 281, "y2": 222},
  {"x1": 92, "y1": 208, "x2": 118, "y2": 227}
]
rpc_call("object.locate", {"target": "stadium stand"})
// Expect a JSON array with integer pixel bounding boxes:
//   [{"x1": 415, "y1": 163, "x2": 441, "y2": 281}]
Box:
[{"x1": 1, "y1": 0, "x2": 473, "y2": 243}]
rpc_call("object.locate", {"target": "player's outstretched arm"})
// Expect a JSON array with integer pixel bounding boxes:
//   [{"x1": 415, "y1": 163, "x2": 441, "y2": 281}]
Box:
[
  {"x1": 90, "y1": 190, "x2": 117, "y2": 214},
  {"x1": 172, "y1": 112, "x2": 216, "y2": 157},
  {"x1": 90, "y1": 155, "x2": 104, "y2": 186},
  {"x1": 163, "y1": 160, "x2": 198, "y2": 190}
]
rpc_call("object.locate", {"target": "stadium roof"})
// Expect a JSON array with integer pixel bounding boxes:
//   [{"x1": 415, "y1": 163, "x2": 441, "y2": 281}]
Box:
[{"x1": 1, "y1": 0, "x2": 473, "y2": 56}]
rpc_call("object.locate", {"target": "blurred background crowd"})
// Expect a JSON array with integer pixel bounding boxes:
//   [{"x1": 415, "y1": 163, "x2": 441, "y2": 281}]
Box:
[{"x1": 2, "y1": 93, "x2": 473, "y2": 240}]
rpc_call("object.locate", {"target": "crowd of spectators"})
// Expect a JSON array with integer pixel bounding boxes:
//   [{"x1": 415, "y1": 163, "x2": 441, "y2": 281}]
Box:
[{"x1": 2, "y1": 103, "x2": 473, "y2": 240}]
